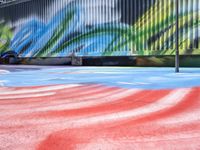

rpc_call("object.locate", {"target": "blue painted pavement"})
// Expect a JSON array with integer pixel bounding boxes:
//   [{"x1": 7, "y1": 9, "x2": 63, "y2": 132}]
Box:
[{"x1": 0, "y1": 66, "x2": 200, "y2": 89}]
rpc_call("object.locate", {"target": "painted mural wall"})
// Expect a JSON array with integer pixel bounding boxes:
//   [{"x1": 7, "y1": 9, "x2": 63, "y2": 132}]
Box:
[{"x1": 0, "y1": 0, "x2": 200, "y2": 57}]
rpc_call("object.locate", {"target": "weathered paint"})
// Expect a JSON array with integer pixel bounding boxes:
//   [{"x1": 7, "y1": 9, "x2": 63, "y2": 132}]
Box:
[
  {"x1": 0, "y1": 84, "x2": 200, "y2": 149},
  {"x1": 0, "y1": 66, "x2": 200, "y2": 149}
]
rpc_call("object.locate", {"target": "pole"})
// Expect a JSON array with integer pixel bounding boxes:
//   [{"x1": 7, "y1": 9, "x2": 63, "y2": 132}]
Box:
[{"x1": 175, "y1": 0, "x2": 180, "y2": 73}]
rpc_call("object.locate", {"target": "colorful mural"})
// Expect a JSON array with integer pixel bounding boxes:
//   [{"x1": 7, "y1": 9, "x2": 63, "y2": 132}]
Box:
[
  {"x1": 1, "y1": 66, "x2": 200, "y2": 149},
  {"x1": 0, "y1": 22, "x2": 12, "y2": 54},
  {"x1": 0, "y1": 0, "x2": 200, "y2": 57}
]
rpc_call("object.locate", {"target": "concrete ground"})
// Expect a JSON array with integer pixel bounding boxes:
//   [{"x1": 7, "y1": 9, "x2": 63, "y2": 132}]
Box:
[{"x1": 0, "y1": 65, "x2": 200, "y2": 150}]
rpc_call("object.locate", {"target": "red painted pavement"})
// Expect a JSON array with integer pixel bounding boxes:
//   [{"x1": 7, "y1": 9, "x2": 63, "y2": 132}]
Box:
[{"x1": 0, "y1": 84, "x2": 200, "y2": 149}]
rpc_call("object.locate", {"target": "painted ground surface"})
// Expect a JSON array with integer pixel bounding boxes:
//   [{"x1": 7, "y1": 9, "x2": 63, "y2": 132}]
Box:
[{"x1": 0, "y1": 65, "x2": 200, "y2": 150}]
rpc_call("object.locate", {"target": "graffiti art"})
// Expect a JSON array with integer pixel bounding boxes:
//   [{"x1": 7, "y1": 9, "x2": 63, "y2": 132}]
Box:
[
  {"x1": 0, "y1": 0, "x2": 200, "y2": 57},
  {"x1": 0, "y1": 66, "x2": 200, "y2": 149}
]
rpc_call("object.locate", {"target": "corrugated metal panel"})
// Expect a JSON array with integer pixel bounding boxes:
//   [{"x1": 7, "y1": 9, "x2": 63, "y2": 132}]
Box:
[{"x1": 0, "y1": 0, "x2": 199, "y2": 57}]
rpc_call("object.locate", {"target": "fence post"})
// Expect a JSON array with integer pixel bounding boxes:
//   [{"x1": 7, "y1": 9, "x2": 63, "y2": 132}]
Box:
[{"x1": 175, "y1": 0, "x2": 180, "y2": 73}]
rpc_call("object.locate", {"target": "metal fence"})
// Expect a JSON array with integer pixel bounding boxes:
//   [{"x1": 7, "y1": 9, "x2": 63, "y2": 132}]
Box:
[{"x1": 0, "y1": 0, "x2": 199, "y2": 57}]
